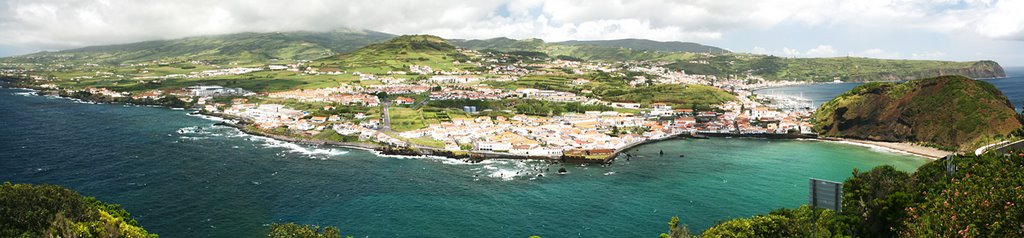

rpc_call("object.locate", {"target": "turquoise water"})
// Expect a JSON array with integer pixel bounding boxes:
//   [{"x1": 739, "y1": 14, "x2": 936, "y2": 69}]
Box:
[{"x1": 0, "y1": 84, "x2": 930, "y2": 237}]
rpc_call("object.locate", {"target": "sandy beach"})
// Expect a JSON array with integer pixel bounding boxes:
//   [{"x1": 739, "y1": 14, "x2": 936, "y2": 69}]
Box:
[{"x1": 820, "y1": 137, "x2": 951, "y2": 159}]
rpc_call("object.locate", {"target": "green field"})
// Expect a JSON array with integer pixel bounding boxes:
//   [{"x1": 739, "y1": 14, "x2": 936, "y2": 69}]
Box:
[{"x1": 388, "y1": 107, "x2": 427, "y2": 132}]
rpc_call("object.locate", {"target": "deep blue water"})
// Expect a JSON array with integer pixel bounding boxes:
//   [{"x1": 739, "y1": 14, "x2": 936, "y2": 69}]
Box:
[
  {"x1": 757, "y1": 67, "x2": 1024, "y2": 109},
  {"x1": 1, "y1": 82, "x2": 930, "y2": 237}
]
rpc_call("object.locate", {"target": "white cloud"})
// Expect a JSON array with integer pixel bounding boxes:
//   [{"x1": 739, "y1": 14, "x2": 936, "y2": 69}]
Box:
[
  {"x1": 0, "y1": 0, "x2": 1022, "y2": 53},
  {"x1": 804, "y1": 45, "x2": 838, "y2": 57},
  {"x1": 857, "y1": 48, "x2": 903, "y2": 59},
  {"x1": 911, "y1": 51, "x2": 948, "y2": 59},
  {"x1": 782, "y1": 47, "x2": 801, "y2": 57},
  {"x1": 972, "y1": 0, "x2": 1024, "y2": 40},
  {"x1": 751, "y1": 46, "x2": 770, "y2": 55}
]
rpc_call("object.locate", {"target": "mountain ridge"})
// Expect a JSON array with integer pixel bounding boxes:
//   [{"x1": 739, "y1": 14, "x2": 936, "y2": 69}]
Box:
[
  {"x1": 555, "y1": 38, "x2": 729, "y2": 53},
  {"x1": 0, "y1": 30, "x2": 1007, "y2": 82}
]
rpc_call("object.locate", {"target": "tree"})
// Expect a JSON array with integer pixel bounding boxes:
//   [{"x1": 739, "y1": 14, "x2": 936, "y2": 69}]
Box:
[
  {"x1": 268, "y1": 223, "x2": 349, "y2": 238},
  {"x1": 0, "y1": 182, "x2": 157, "y2": 238},
  {"x1": 661, "y1": 216, "x2": 695, "y2": 238},
  {"x1": 701, "y1": 206, "x2": 848, "y2": 238},
  {"x1": 841, "y1": 166, "x2": 913, "y2": 237}
]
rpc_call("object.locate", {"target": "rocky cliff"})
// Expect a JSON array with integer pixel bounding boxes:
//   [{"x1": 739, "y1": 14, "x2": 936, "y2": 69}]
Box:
[{"x1": 812, "y1": 75, "x2": 1022, "y2": 151}]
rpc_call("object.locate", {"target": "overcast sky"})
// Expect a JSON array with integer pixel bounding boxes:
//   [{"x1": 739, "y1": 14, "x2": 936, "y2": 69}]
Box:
[{"x1": 2, "y1": 0, "x2": 1023, "y2": 66}]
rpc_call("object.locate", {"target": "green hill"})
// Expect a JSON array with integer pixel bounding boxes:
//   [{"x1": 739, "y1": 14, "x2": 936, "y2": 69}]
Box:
[
  {"x1": 449, "y1": 37, "x2": 547, "y2": 52},
  {"x1": 766, "y1": 57, "x2": 1005, "y2": 82},
  {"x1": 317, "y1": 34, "x2": 466, "y2": 74},
  {"x1": 812, "y1": 75, "x2": 1022, "y2": 151},
  {"x1": 450, "y1": 37, "x2": 698, "y2": 62},
  {"x1": 0, "y1": 182, "x2": 157, "y2": 237},
  {"x1": 0, "y1": 30, "x2": 1005, "y2": 84},
  {"x1": 664, "y1": 54, "x2": 1005, "y2": 82},
  {"x1": 555, "y1": 38, "x2": 728, "y2": 53},
  {"x1": 5, "y1": 30, "x2": 394, "y2": 65}
]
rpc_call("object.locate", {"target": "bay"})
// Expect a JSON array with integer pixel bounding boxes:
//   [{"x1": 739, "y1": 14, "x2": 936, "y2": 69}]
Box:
[{"x1": 1, "y1": 82, "x2": 928, "y2": 237}]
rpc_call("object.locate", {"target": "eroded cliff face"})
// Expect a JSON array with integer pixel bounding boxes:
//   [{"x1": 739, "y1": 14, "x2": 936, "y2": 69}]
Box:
[
  {"x1": 848, "y1": 61, "x2": 1006, "y2": 82},
  {"x1": 813, "y1": 75, "x2": 1021, "y2": 151}
]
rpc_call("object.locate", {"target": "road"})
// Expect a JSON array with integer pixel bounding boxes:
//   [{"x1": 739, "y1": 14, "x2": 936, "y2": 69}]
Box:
[{"x1": 381, "y1": 102, "x2": 391, "y2": 131}]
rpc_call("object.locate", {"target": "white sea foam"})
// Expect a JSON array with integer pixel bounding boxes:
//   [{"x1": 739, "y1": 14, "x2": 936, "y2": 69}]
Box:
[
  {"x1": 177, "y1": 126, "x2": 201, "y2": 134},
  {"x1": 474, "y1": 159, "x2": 548, "y2": 181},
  {"x1": 187, "y1": 113, "x2": 221, "y2": 121},
  {"x1": 180, "y1": 116, "x2": 554, "y2": 179},
  {"x1": 251, "y1": 135, "x2": 349, "y2": 158}
]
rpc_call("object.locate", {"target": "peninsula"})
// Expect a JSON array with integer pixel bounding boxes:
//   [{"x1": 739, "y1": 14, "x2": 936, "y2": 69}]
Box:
[{"x1": 813, "y1": 75, "x2": 1023, "y2": 152}]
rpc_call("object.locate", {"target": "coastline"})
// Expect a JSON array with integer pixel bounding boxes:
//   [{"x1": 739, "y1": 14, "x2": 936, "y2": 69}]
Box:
[
  {"x1": 815, "y1": 137, "x2": 950, "y2": 159},
  {"x1": 6, "y1": 83, "x2": 948, "y2": 162},
  {"x1": 199, "y1": 111, "x2": 565, "y2": 163}
]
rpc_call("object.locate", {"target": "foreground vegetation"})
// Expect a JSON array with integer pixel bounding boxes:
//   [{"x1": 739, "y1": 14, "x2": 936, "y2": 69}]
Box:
[
  {"x1": 0, "y1": 182, "x2": 371, "y2": 238},
  {"x1": 0, "y1": 182, "x2": 158, "y2": 237},
  {"x1": 663, "y1": 151, "x2": 1024, "y2": 237},
  {"x1": 267, "y1": 223, "x2": 352, "y2": 238}
]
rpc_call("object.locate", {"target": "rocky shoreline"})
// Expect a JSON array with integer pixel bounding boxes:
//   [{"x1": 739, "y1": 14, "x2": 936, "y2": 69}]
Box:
[
  {"x1": 201, "y1": 111, "x2": 568, "y2": 163},
  {"x1": 5, "y1": 77, "x2": 942, "y2": 162}
]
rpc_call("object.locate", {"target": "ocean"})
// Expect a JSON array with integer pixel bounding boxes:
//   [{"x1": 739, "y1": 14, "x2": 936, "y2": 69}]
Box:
[{"x1": 9, "y1": 70, "x2": 1017, "y2": 237}]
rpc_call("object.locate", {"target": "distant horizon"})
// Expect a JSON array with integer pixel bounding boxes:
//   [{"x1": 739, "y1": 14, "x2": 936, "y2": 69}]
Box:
[
  {"x1": 0, "y1": 29, "x2": 1018, "y2": 66},
  {"x1": 1, "y1": 0, "x2": 1022, "y2": 65}
]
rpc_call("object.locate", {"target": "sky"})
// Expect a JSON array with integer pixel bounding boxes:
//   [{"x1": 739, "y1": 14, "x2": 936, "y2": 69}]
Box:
[{"x1": 1, "y1": 0, "x2": 1023, "y2": 66}]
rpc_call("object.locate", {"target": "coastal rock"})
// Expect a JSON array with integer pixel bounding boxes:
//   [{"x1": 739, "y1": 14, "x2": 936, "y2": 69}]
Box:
[{"x1": 812, "y1": 75, "x2": 1022, "y2": 151}]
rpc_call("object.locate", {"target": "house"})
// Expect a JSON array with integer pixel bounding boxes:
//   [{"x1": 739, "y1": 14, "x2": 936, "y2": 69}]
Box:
[
  {"x1": 444, "y1": 141, "x2": 461, "y2": 151},
  {"x1": 360, "y1": 119, "x2": 380, "y2": 129},
  {"x1": 476, "y1": 141, "x2": 512, "y2": 151},
  {"x1": 696, "y1": 111, "x2": 719, "y2": 123},
  {"x1": 676, "y1": 117, "x2": 697, "y2": 125},
  {"x1": 320, "y1": 67, "x2": 343, "y2": 75},
  {"x1": 611, "y1": 102, "x2": 641, "y2": 109},
  {"x1": 186, "y1": 85, "x2": 250, "y2": 97},
  {"x1": 132, "y1": 90, "x2": 163, "y2": 100},
  {"x1": 295, "y1": 120, "x2": 316, "y2": 131},
  {"x1": 393, "y1": 97, "x2": 415, "y2": 105},
  {"x1": 310, "y1": 116, "x2": 328, "y2": 123},
  {"x1": 651, "y1": 103, "x2": 672, "y2": 110},
  {"x1": 674, "y1": 109, "x2": 694, "y2": 116},
  {"x1": 399, "y1": 130, "x2": 426, "y2": 138}
]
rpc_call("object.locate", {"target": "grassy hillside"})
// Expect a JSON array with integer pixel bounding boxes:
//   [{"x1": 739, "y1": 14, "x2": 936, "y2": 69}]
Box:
[
  {"x1": 449, "y1": 37, "x2": 547, "y2": 52},
  {"x1": 316, "y1": 35, "x2": 468, "y2": 74},
  {"x1": 3, "y1": 30, "x2": 394, "y2": 65},
  {"x1": 664, "y1": 54, "x2": 1005, "y2": 82},
  {"x1": 768, "y1": 57, "x2": 1004, "y2": 82},
  {"x1": 453, "y1": 38, "x2": 1003, "y2": 81},
  {"x1": 0, "y1": 182, "x2": 157, "y2": 237},
  {"x1": 451, "y1": 37, "x2": 699, "y2": 62},
  {"x1": 812, "y1": 75, "x2": 1022, "y2": 151},
  {"x1": 555, "y1": 38, "x2": 728, "y2": 53},
  {"x1": 594, "y1": 84, "x2": 736, "y2": 109}
]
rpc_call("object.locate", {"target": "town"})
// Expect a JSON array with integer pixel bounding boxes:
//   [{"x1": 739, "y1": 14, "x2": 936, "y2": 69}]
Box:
[{"x1": 1, "y1": 39, "x2": 817, "y2": 161}]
